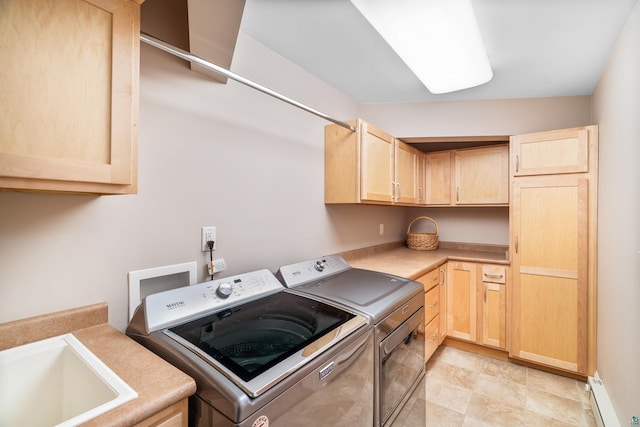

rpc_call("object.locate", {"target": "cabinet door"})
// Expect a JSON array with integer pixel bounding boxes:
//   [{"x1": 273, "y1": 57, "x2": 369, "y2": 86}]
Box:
[
  {"x1": 360, "y1": 122, "x2": 394, "y2": 203},
  {"x1": 481, "y1": 282, "x2": 506, "y2": 350},
  {"x1": 511, "y1": 127, "x2": 590, "y2": 176},
  {"x1": 425, "y1": 151, "x2": 452, "y2": 205},
  {"x1": 510, "y1": 176, "x2": 588, "y2": 374},
  {"x1": 394, "y1": 140, "x2": 418, "y2": 204},
  {"x1": 424, "y1": 316, "x2": 439, "y2": 362},
  {"x1": 424, "y1": 286, "x2": 439, "y2": 325},
  {"x1": 454, "y1": 145, "x2": 509, "y2": 205},
  {"x1": 438, "y1": 265, "x2": 447, "y2": 344},
  {"x1": 416, "y1": 152, "x2": 425, "y2": 204},
  {"x1": 134, "y1": 398, "x2": 188, "y2": 427},
  {"x1": 446, "y1": 262, "x2": 477, "y2": 342},
  {"x1": 0, "y1": 0, "x2": 139, "y2": 194}
]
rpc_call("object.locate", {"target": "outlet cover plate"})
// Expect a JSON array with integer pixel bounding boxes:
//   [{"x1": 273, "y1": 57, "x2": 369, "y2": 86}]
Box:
[{"x1": 201, "y1": 227, "x2": 216, "y2": 251}]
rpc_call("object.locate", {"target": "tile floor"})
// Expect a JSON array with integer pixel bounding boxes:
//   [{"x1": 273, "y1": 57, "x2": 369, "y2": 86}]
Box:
[{"x1": 396, "y1": 345, "x2": 597, "y2": 427}]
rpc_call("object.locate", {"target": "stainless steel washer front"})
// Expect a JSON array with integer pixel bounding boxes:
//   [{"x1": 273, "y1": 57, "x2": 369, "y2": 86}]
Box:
[{"x1": 126, "y1": 269, "x2": 374, "y2": 427}]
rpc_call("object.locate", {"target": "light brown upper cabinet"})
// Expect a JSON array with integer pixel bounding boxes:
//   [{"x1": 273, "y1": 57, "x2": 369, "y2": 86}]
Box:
[
  {"x1": 424, "y1": 151, "x2": 452, "y2": 205},
  {"x1": 394, "y1": 140, "x2": 421, "y2": 204},
  {"x1": 326, "y1": 120, "x2": 509, "y2": 207},
  {"x1": 416, "y1": 151, "x2": 426, "y2": 205},
  {"x1": 454, "y1": 145, "x2": 509, "y2": 205},
  {"x1": 325, "y1": 119, "x2": 422, "y2": 205},
  {"x1": 511, "y1": 127, "x2": 589, "y2": 176},
  {"x1": 0, "y1": 0, "x2": 142, "y2": 194},
  {"x1": 510, "y1": 125, "x2": 598, "y2": 376}
]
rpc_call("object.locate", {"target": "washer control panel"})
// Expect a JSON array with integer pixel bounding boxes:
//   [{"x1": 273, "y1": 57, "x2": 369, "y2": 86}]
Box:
[
  {"x1": 277, "y1": 254, "x2": 351, "y2": 288},
  {"x1": 143, "y1": 269, "x2": 283, "y2": 333}
]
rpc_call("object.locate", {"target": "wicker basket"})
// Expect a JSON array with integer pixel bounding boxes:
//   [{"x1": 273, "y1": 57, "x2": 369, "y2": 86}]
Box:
[{"x1": 406, "y1": 216, "x2": 439, "y2": 251}]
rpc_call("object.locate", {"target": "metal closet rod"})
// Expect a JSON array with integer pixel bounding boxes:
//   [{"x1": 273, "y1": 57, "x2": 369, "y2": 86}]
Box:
[{"x1": 140, "y1": 32, "x2": 356, "y2": 132}]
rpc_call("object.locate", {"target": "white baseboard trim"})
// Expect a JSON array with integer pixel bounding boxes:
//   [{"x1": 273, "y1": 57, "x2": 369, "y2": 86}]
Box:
[{"x1": 588, "y1": 373, "x2": 621, "y2": 427}]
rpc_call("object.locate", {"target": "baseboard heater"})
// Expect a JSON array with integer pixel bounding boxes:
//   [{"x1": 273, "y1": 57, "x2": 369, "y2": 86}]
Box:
[{"x1": 588, "y1": 376, "x2": 621, "y2": 427}]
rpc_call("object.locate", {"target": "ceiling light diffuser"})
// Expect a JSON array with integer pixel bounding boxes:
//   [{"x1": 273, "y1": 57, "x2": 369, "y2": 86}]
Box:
[{"x1": 350, "y1": 0, "x2": 493, "y2": 94}]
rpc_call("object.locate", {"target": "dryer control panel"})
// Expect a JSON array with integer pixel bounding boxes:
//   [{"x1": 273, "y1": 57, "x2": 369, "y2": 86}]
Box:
[{"x1": 277, "y1": 254, "x2": 351, "y2": 288}]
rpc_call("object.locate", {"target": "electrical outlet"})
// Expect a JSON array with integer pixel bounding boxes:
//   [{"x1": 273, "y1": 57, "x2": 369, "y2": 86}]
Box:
[{"x1": 201, "y1": 226, "x2": 216, "y2": 251}]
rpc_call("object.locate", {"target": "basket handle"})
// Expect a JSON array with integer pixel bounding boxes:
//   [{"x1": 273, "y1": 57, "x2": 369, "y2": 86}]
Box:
[{"x1": 406, "y1": 216, "x2": 439, "y2": 235}]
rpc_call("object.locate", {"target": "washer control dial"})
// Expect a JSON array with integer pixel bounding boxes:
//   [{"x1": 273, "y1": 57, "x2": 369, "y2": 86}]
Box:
[
  {"x1": 216, "y1": 282, "x2": 233, "y2": 298},
  {"x1": 314, "y1": 260, "x2": 325, "y2": 272}
]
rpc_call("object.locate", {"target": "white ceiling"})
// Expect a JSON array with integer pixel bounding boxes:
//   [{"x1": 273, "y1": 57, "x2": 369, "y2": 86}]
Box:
[{"x1": 240, "y1": 0, "x2": 638, "y2": 103}]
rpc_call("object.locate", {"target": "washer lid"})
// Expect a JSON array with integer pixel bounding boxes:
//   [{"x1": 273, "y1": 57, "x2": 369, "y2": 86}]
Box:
[
  {"x1": 163, "y1": 291, "x2": 368, "y2": 397},
  {"x1": 294, "y1": 268, "x2": 422, "y2": 322},
  {"x1": 278, "y1": 255, "x2": 423, "y2": 323}
]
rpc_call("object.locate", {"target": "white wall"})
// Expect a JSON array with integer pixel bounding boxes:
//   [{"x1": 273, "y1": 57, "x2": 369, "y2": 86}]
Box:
[{"x1": 592, "y1": 1, "x2": 640, "y2": 422}]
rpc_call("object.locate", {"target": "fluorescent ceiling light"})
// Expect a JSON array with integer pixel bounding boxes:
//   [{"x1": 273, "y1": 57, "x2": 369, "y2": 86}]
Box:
[{"x1": 350, "y1": 0, "x2": 493, "y2": 94}]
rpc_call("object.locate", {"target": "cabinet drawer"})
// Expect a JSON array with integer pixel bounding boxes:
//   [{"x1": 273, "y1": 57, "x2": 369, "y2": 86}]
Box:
[
  {"x1": 424, "y1": 286, "x2": 439, "y2": 324},
  {"x1": 418, "y1": 268, "x2": 441, "y2": 291},
  {"x1": 425, "y1": 316, "x2": 439, "y2": 362},
  {"x1": 481, "y1": 265, "x2": 506, "y2": 284}
]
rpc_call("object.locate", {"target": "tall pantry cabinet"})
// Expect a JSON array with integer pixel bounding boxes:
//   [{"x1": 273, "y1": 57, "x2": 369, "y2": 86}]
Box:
[{"x1": 509, "y1": 126, "x2": 598, "y2": 375}]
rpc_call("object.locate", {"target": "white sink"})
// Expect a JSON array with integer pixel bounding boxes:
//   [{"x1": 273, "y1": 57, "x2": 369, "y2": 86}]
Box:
[{"x1": 0, "y1": 333, "x2": 137, "y2": 427}]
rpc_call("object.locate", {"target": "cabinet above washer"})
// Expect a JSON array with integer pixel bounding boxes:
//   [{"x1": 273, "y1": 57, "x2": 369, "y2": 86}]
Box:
[{"x1": 0, "y1": 0, "x2": 142, "y2": 194}]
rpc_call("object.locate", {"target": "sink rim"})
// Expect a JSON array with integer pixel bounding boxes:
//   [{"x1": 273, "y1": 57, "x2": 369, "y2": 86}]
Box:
[{"x1": 0, "y1": 332, "x2": 138, "y2": 426}]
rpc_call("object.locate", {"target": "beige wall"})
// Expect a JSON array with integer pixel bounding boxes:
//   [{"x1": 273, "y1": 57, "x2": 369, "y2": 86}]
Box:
[
  {"x1": 0, "y1": 30, "x2": 594, "y2": 333},
  {"x1": 592, "y1": 1, "x2": 640, "y2": 422},
  {"x1": 359, "y1": 96, "x2": 592, "y2": 138},
  {"x1": 359, "y1": 96, "x2": 593, "y2": 246},
  {"x1": 0, "y1": 33, "x2": 406, "y2": 330}
]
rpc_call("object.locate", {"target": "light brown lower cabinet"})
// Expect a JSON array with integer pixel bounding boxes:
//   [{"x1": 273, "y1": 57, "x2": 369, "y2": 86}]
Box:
[
  {"x1": 416, "y1": 265, "x2": 444, "y2": 362},
  {"x1": 446, "y1": 262, "x2": 508, "y2": 351},
  {"x1": 134, "y1": 398, "x2": 188, "y2": 427},
  {"x1": 510, "y1": 175, "x2": 589, "y2": 374},
  {"x1": 446, "y1": 262, "x2": 477, "y2": 342},
  {"x1": 480, "y1": 265, "x2": 507, "y2": 350},
  {"x1": 424, "y1": 316, "x2": 439, "y2": 362},
  {"x1": 437, "y1": 265, "x2": 447, "y2": 344}
]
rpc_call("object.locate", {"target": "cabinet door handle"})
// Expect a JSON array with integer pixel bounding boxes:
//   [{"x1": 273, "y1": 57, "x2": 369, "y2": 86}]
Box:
[
  {"x1": 391, "y1": 181, "x2": 397, "y2": 201},
  {"x1": 456, "y1": 187, "x2": 460, "y2": 202},
  {"x1": 515, "y1": 155, "x2": 520, "y2": 173},
  {"x1": 439, "y1": 268, "x2": 445, "y2": 285},
  {"x1": 484, "y1": 287, "x2": 487, "y2": 303},
  {"x1": 397, "y1": 183, "x2": 402, "y2": 200},
  {"x1": 515, "y1": 236, "x2": 519, "y2": 254}
]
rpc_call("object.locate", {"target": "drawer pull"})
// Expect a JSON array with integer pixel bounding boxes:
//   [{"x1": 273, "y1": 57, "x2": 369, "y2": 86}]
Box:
[
  {"x1": 484, "y1": 273, "x2": 504, "y2": 279},
  {"x1": 427, "y1": 335, "x2": 438, "y2": 342},
  {"x1": 429, "y1": 301, "x2": 438, "y2": 308}
]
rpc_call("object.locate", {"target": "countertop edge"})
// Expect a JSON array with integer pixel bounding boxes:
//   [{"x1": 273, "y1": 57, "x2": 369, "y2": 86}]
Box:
[
  {"x1": 341, "y1": 241, "x2": 509, "y2": 279},
  {"x1": 75, "y1": 324, "x2": 196, "y2": 427}
]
